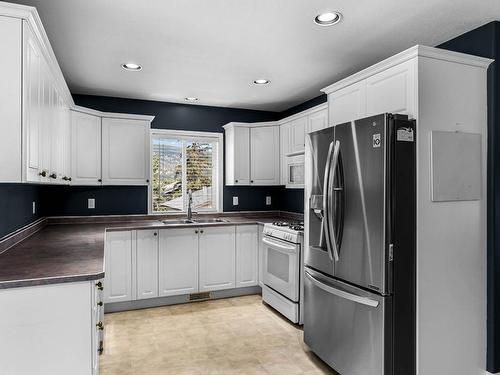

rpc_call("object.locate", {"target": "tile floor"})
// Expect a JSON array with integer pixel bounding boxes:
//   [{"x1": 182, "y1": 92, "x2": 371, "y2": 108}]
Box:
[{"x1": 100, "y1": 294, "x2": 338, "y2": 374}]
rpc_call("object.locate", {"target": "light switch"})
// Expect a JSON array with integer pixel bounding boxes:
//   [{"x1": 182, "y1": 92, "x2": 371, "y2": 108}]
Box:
[
  {"x1": 88, "y1": 198, "x2": 95, "y2": 209},
  {"x1": 32, "y1": 201, "x2": 36, "y2": 215},
  {"x1": 233, "y1": 196, "x2": 239, "y2": 206},
  {"x1": 266, "y1": 196, "x2": 272, "y2": 205}
]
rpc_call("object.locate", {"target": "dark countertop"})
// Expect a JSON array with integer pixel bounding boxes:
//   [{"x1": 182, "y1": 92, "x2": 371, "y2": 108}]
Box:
[{"x1": 0, "y1": 212, "x2": 301, "y2": 290}]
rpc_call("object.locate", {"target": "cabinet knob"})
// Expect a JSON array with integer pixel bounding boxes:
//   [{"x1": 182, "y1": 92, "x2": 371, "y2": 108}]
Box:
[
  {"x1": 96, "y1": 281, "x2": 103, "y2": 290},
  {"x1": 39, "y1": 171, "x2": 47, "y2": 177},
  {"x1": 251, "y1": 180, "x2": 254, "y2": 183},
  {"x1": 153, "y1": 232, "x2": 157, "y2": 236},
  {"x1": 98, "y1": 347, "x2": 103, "y2": 355},
  {"x1": 195, "y1": 230, "x2": 199, "y2": 234},
  {"x1": 146, "y1": 179, "x2": 150, "y2": 183},
  {"x1": 97, "y1": 301, "x2": 103, "y2": 307},
  {"x1": 200, "y1": 229, "x2": 204, "y2": 234},
  {"x1": 98, "y1": 179, "x2": 102, "y2": 183},
  {"x1": 235, "y1": 179, "x2": 238, "y2": 183},
  {"x1": 96, "y1": 322, "x2": 104, "y2": 331},
  {"x1": 49, "y1": 173, "x2": 57, "y2": 179}
]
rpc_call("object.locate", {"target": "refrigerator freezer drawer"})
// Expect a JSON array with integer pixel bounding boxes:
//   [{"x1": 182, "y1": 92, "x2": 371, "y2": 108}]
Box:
[{"x1": 304, "y1": 268, "x2": 392, "y2": 375}]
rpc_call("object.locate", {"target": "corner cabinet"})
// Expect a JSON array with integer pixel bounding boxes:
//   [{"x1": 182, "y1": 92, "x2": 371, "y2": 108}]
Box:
[
  {"x1": 103, "y1": 230, "x2": 133, "y2": 303},
  {"x1": 224, "y1": 122, "x2": 280, "y2": 186}
]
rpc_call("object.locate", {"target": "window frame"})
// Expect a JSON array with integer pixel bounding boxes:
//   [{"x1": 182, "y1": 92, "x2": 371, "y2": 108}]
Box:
[{"x1": 148, "y1": 129, "x2": 224, "y2": 215}]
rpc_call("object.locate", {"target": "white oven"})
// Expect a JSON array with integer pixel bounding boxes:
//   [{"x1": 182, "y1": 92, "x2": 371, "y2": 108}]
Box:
[{"x1": 262, "y1": 235, "x2": 300, "y2": 302}]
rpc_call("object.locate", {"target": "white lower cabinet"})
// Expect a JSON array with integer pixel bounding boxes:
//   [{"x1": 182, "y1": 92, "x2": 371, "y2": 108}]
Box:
[
  {"x1": 199, "y1": 226, "x2": 236, "y2": 292},
  {"x1": 104, "y1": 231, "x2": 133, "y2": 303},
  {"x1": 136, "y1": 230, "x2": 159, "y2": 300},
  {"x1": 236, "y1": 225, "x2": 259, "y2": 288},
  {"x1": 159, "y1": 228, "x2": 199, "y2": 296},
  {"x1": 258, "y1": 224, "x2": 265, "y2": 287}
]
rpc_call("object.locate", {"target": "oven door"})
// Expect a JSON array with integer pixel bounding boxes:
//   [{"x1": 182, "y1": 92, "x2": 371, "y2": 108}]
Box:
[{"x1": 262, "y1": 235, "x2": 300, "y2": 302}]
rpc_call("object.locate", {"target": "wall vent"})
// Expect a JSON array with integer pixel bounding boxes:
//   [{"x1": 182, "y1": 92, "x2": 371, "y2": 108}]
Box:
[{"x1": 188, "y1": 292, "x2": 211, "y2": 301}]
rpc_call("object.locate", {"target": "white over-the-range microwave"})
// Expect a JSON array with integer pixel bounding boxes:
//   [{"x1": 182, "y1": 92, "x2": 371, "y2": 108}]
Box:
[{"x1": 286, "y1": 154, "x2": 304, "y2": 188}]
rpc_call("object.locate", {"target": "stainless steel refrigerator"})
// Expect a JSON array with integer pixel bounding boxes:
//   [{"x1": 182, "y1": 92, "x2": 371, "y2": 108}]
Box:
[{"x1": 304, "y1": 113, "x2": 416, "y2": 375}]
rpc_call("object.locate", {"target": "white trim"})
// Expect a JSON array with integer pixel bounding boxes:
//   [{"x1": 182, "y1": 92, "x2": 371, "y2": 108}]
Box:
[
  {"x1": 321, "y1": 45, "x2": 493, "y2": 94},
  {"x1": 148, "y1": 129, "x2": 224, "y2": 215},
  {"x1": 72, "y1": 105, "x2": 155, "y2": 122},
  {"x1": 222, "y1": 121, "x2": 278, "y2": 130}
]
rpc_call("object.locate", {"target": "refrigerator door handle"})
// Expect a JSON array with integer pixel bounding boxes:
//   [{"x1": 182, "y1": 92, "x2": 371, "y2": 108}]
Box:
[
  {"x1": 328, "y1": 140, "x2": 341, "y2": 261},
  {"x1": 305, "y1": 270, "x2": 379, "y2": 308},
  {"x1": 323, "y1": 141, "x2": 335, "y2": 261}
]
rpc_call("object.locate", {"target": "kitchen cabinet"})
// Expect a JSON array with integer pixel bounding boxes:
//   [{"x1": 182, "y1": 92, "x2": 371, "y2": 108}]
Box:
[
  {"x1": 159, "y1": 228, "x2": 199, "y2": 297},
  {"x1": 328, "y1": 80, "x2": 366, "y2": 126},
  {"x1": 249, "y1": 126, "x2": 280, "y2": 185},
  {"x1": 136, "y1": 230, "x2": 159, "y2": 300},
  {"x1": 365, "y1": 59, "x2": 416, "y2": 118},
  {"x1": 280, "y1": 122, "x2": 291, "y2": 185},
  {"x1": 224, "y1": 123, "x2": 280, "y2": 186},
  {"x1": 199, "y1": 226, "x2": 236, "y2": 292},
  {"x1": 104, "y1": 230, "x2": 133, "y2": 303},
  {"x1": 307, "y1": 108, "x2": 328, "y2": 133},
  {"x1": 71, "y1": 111, "x2": 102, "y2": 185},
  {"x1": 236, "y1": 225, "x2": 259, "y2": 287},
  {"x1": 224, "y1": 125, "x2": 250, "y2": 185},
  {"x1": 289, "y1": 117, "x2": 307, "y2": 154},
  {"x1": 102, "y1": 117, "x2": 150, "y2": 185},
  {"x1": 0, "y1": 281, "x2": 101, "y2": 375}
]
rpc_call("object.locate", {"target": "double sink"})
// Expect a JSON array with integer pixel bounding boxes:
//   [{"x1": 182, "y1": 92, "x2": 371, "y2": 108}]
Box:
[{"x1": 161, "y1": 218, "x2": 230, "y2": 225}]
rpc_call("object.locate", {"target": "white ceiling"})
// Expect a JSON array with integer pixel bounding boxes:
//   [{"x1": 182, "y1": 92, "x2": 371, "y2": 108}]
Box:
[{"x1": 11, "y1": 0, "x2": 500, "y2": 111}]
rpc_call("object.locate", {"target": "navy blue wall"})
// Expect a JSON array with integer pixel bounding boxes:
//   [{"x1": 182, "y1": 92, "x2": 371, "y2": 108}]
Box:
[
  {"x1": 438, "y1": 21, "x2": 499, "y2": 373},
  {"x1": 0, "y1": 184, "x2": 42, "y2": 238}
]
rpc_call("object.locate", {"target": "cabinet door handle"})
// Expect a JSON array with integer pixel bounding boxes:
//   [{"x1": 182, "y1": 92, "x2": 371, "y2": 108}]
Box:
[
  {"x1": 49, "y1": 173, "x2": 57, "y2": 179},
  {"x1": 39, "y1": 171, "x2": 47, "y2": 177},
  {"x1": 96, "y1": 322, "x2": 104, "y2": 330},
  {"x1": 96, "y1": 281, "x2": 103, "y2": 290}
]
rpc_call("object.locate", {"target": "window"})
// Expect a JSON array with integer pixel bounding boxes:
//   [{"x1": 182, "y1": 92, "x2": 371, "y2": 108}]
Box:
[{"x1": 150, "y1": 130, "x2": 223, "y2": 213}]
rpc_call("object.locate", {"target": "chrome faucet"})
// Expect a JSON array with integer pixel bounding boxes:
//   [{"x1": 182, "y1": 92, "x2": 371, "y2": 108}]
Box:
[{"x1": 187, "y1": 189, "x2": 193, "y2": 221}]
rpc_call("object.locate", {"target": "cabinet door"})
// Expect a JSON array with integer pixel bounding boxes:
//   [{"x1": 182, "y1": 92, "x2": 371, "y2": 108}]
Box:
[
  {"x1": 104, "y1": 231, "x2": 133, "y2": 303},
  {"x1": 102, "y1": 117, "x2": 150, "y2": 185},
  {"x1": 290, "y1": 117, "x2": 307, "y2": 154},
  {"x1": 329, "y1": 80, "x2": 366, "y2": 126},
  {"x1": 280, "y1": 122, "x2": 291, "y2": 185},
  {"x1": 23, "y1": 22, "x2": 41, "y2": 182},
  {"x1": 136, "y1": 230, "x2": 159, "y2": 300},
  {"x1": 236, "y1": 225, "x2": 258, "y2": 288},
  {"x1": 159, "y1": 228, "x2": 199, "y2": 297},
  {"x1": 257, "y1": 224, "x2": 264, "y2": 287},
  {"x1": 71, "y1": 111, "x2": 102, "y2": 185},
  {"x1": 39, "y1": 61, "x2": 52, "y2": 182},
  {"x1": 225, "y1": 126, "x2": 250, "y2": 185},
  {"x1": 365, "y1": 59, "x2": 417, "y2": 118},
  {"x1": 250, "y1": 126, "x2": 280, "y2": 185},
  {"x1": 199, "y1": 226, "x2": 236, "y2": 292},
  {"x1": 308, "y1": 109, "x2": 328, "y2": 133}
]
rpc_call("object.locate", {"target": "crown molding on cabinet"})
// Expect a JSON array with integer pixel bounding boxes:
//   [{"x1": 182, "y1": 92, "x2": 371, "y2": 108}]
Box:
[
  {"x1": 0, "y1": 1, "x2": 74, "y2": 107},
  {"x1": 277, "y1": 103, "x2": 328, "y2": 125},
  {"x1": 222, "y1": 121, "x2": 278, "y2": 129},
  {"x1": 72, "y1": 105, "x2": 155, "y2": 122},
  {"x1": 321, "y1": 44, "x2": 493, "y2": 94}
]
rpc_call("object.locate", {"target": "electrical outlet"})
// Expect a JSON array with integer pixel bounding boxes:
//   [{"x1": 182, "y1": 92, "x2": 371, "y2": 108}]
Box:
[
  {"x1": 32, "y1": 201, "x2": 36, "y2": 215},
  {"x1": 88, "y1": 198, "x2": 95, "y2": 209},
  {"x1": 266, "y1": 196, "x2": 272, "y2": 206},
  {"x1": 233, "y1": 196, "x2": 239, "y2": 206}
]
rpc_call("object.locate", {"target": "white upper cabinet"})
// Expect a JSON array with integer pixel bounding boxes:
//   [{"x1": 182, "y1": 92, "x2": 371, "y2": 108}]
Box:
[
  {"x1": 307, "y1": 108, "x2": 328, "y2": 133},
  {"x1": 136, "y1": 230, "x2": 159, "y2": 300},
  {"x1": 104, "y1": 231, "x2": 133, "y2": 304},
  {"x1": 225, "y1": 126, "x2": 250, "y2": 185},
  {"x1": 236, "y1": 225, "x2": 259, "y2": 288},
  {"x1": 102, "y1": 117, "x2": 150, "y2": 185},
  {"x1": 199, "y1": 226, "x2": 236, "y2": 292},
  {"x1": 224, "y1": 123, "x2": 280, "y2": 186},
  {"x1": 289, "y1": 117, "x2": 307, "y2": 154},
  {"x1": 250, "y1": 126, "x2": 280, "y2": 185},
  {"x1": 328, "y1": 80, "x2": 366, "y2": 126},
  {"x1": 279, "y1": 122, "x2": 291, "y2": 185},
  {"x1": 365, "y1": 59, "x2": 416, "y2": 118},
  {"x1": 159, "y1": 228, "x2": 199, "y2": 297},
  {"x1": 71, "y1": 111, "x2": 102, "y2": 185}
]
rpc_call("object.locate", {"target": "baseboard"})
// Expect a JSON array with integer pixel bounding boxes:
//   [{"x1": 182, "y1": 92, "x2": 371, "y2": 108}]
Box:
[
  {"x1": 104, "y1": 286, "x2": 262, "y2": 313},
  {"x1": 486, "y1": 371, "x2": 500, "y2": 375}
]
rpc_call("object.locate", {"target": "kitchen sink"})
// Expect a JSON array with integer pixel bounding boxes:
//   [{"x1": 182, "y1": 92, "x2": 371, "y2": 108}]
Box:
[{"x1": 162, "y1": 218, "x2": 229, "y2": 225}]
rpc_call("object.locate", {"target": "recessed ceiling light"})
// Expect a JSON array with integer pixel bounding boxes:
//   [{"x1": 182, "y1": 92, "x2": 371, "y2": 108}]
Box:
[
  {"x1": 185, "y1": 97, "x2": 198, "y2": 102},
  {"x1": 121, "y1": 63, "x2": 142, "y2": 71},
  {"x1": 254, "y1": 79, "x2": 270, "y2": 85},
  {"x1": 314, "y1": 11, "x2": 342, "y2": 26}
]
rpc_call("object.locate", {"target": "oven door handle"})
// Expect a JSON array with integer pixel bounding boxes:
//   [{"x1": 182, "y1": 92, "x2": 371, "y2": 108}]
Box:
[
  {"x1": 305, "y1": 270, "x2": 379, "y2": 308},
  {"x1": 262, "y1": 237, "x2": 297, "y2": 253}
]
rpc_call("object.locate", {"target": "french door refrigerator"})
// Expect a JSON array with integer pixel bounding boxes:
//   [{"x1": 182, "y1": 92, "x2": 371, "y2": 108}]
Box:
[{"x1": 304, "y1": 113, "x2": 416, "y2": 375}]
